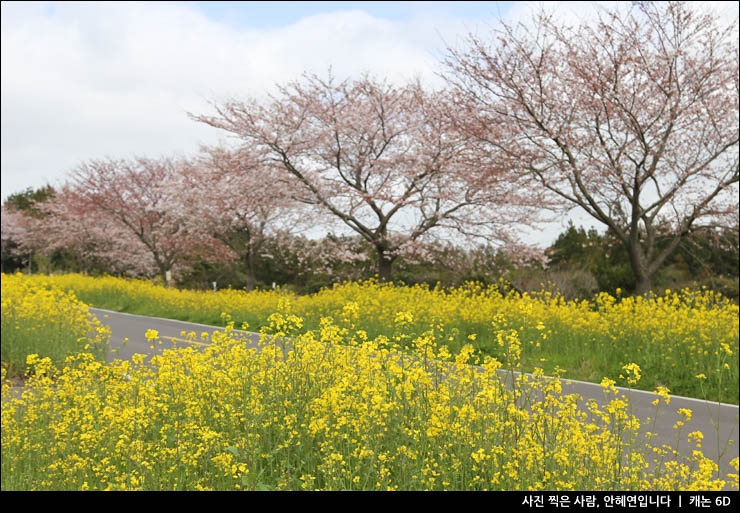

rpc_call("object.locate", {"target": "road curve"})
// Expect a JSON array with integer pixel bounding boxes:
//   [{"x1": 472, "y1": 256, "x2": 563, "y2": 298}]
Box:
[{"x1": 90, "y1": 307, "x2": 739, "y2": 479}]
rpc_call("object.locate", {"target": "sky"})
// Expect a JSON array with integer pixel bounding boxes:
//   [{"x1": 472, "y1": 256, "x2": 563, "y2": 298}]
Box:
[{"x1": 1, "y1": 1, "x2": 736, "y2": 246}]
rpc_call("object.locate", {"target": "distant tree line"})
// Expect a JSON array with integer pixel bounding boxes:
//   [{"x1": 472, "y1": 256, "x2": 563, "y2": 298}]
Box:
[{"x1": 2, "y1": 185, "x2": 737, "y2": 301}]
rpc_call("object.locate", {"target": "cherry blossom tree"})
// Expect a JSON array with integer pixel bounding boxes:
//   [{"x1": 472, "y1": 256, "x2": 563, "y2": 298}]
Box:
[
  {"x1": 170, "y1": 145, "x2": 306, "y2": 291},
  {"x1": 1, "y1": 205, "x2": 32, "y2": 273},
  {"x1": 66, "y1": 156, "x2": 192, "y2": 284},
  {"x1": 23, "y1": 187, "x2": 158, "y2": 276},
  {"x1": 2, "y1": 187, "x2": 57, "y2": 273},
  {"x1": 256, "y1": 231, "x2": 372, "y2": 287},
  {"x1": 443, "y1": 1, "x2": 739, "y2": 294},
  {"x1": 192, "y1": 73, "x2": 544, "y2": 281}
]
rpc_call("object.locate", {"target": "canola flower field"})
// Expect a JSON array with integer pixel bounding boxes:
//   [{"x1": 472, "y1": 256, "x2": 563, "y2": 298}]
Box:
[
  {"x1": 1, "y1": 274, "x2": 110, "y2": 378},
  {"x1": 7, "y1": 273, "x2": 739, "y2": 403},
  {"x1": 1, "y1": 272, "x2": 739, "y2": 491}
]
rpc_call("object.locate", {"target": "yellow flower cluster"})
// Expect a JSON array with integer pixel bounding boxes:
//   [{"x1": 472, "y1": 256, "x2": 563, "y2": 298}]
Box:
[
  {"x1": 621, "y1": 363, "x2": 642, "y2": 385},
  {"x1": 1, "y1": 273, "x2": 110, "y2": 377},
  {"x1": 2, "y1": 295, "x2": 737, "y2": 490},
  {"x1": 11, "y1": 273, "x2": 737, "y2": 403}
]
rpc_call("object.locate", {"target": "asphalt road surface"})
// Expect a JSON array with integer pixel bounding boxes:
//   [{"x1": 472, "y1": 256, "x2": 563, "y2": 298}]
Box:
[{"x1": 90, "y1": 307, "x2": 740, "y2": 479}]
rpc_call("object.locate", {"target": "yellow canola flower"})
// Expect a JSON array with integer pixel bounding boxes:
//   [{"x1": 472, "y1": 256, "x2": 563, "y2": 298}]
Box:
[
  {"x1": 653, "y1": 386, "x2": 671, "y2": 405},
  {"x1": 7, "y1": 271, "x2": 737, "y2": 404},
  {"x1": 688, "y1": 431, "x2": 704, "y2": 447},
  {"x1": 2, "y1": 273, "x2": 738, "y2": 491},
  {"x1": 678, "y1": 408, "x2": 693, "y2": 422},
  {"x1": 622, "y1": 363, "x2": 642, "y2": 385},
  {"x1": 600, "y1": 377, "x2": 617, "y2": 395},
  {"x1": 2, "y1": 274, "x2": 110, "y2": 378}
]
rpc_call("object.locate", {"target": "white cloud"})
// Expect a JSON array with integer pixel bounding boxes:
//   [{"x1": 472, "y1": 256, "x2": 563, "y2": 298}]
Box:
[{"x1": 2, "y1": 1, "x2": 490, "y2": 201}]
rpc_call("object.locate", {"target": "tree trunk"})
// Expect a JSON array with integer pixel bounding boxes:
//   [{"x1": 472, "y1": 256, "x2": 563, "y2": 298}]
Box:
[
  {"x1": 627, "y1": 245, "x2": 653, "y2": 295},
  {"x1": 158, "y1": 267, "x2": 169, "y2": 287},
  {"x1": 376, "y1": 247, "x2": 395, "y2": 282},
  {"x1": 152, "y1": 250, "x2": 171, "y2": 287},
  {"x1": 244, "y1": 249, "x2": 257, "y2": 292},
  {"x1": 633, "y1": 273, "x2": 653, "y2": 296},
  {"x1": 245, "y1": 272, "x2": 256, "y2": 292}
]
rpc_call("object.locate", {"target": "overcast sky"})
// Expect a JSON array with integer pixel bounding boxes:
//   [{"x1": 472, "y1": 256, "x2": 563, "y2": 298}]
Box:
[{"x1": 1, "y1": 1, "x2": 736, "y2": 246}]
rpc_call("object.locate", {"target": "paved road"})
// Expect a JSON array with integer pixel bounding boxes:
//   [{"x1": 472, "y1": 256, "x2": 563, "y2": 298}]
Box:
[{"x1": 90, "y1": 307, "x2": 740, "y2": 479}]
